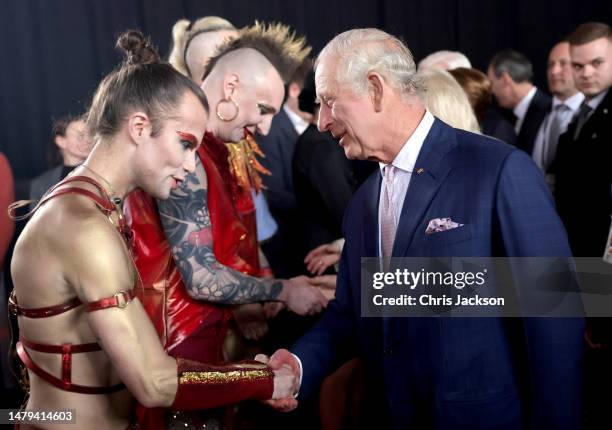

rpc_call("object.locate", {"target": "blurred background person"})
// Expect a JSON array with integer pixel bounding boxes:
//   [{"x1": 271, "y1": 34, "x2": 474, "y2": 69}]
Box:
[
  {"x1": 488, "y1": 50, "x2": 551, "y2": 155},
  {"x1": 532, "y1": 40, "x2": 584, "y2": 186},
  {"x1": 292, "y1": 71, "x2": 357, "y2": 261},
  {"x1": 29, "y1": 114, "x2": 92, "y2": 207},
  {"x1": 418, "y1": 68, "x2": 481, "y2": 132},
  {"x1": 0, "y1": 152, "x2": 15, "y2": 402},
  {"x1": 168, "y1": 16, "x2": 237, "y2": 83},
  {"x1": 257, "y1": 57, "x2": 313, "y2": 278},
  {"x1": 553, "y1": 22, "x2": 612, "y2": 430},
  {"x1": 449, "y1": 67, "x2": 517, "y2": 145},
  {"x1": 418, "y1": 50, "x2": 471, "y2": 71}
]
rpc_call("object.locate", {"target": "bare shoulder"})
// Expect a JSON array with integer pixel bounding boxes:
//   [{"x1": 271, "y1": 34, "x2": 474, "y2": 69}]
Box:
[{"x1": 37, "y1": 195, "x2": 133, "y2": 301}]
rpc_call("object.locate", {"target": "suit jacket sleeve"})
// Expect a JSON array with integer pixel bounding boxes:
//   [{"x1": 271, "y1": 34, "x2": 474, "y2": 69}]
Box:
[
  {"x1": 290, "y1": 239, "x2": 358, "y2": 399},
  {"x1": 495, "y1": 149, "x2": 584, "y2": 429}
]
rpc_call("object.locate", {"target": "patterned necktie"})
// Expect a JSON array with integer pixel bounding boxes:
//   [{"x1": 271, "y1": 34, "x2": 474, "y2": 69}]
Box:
[
  {"x1": 380, "y1": 165, "x2": 397, "y2": 258},
  {"x1": 573, "y1": 102, "x2": 593, "y2": 140},
  {"x1": 542, "y1": 104, "x2": 569, "y2": 171}
]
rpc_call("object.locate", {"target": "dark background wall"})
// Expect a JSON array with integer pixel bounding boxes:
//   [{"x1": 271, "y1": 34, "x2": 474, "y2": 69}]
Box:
[{"x1": 0, "y1": 0, "x2": 610, "y2": 182}]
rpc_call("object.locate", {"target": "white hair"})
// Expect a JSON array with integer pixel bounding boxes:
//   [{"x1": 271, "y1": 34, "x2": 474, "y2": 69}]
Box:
[
  {"x1": 316, "y1": 28, "x2": 424, "y2": 100},
  {"x1": 418, "y1": 50, "x2": 472, "y2": 71},
  {"x1": 418, "y1": 69, "x2": 480, "y2": 133}
]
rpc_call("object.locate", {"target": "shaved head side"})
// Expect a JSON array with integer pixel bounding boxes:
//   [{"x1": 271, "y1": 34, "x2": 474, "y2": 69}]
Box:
[
  {"x1": 205, "y1": 48, "x2": 279, "y2": 87},
  {"x1": 202, "y1": 22, "x2": 311, "y2": 84}
]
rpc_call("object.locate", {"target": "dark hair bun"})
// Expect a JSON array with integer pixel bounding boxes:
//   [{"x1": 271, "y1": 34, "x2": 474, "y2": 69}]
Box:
[{"x1": 116, "y1": 30, "x2": 160, "y2": 65}]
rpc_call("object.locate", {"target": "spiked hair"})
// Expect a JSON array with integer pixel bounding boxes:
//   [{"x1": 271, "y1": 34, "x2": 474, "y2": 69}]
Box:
[{"x1": 202, "y1": 22, "x2": 311, "y2": 83}]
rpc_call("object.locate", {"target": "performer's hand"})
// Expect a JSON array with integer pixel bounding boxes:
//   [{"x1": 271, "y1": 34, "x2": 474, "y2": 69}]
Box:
[
  {"x1": 255, "y1": 349, "x2": 301, "y2": 412},
  {"x1": 282, "y1": 276, "x2": 328, "y2": 316},
  {"x1": 233, "y1": 304, "x2": 268, "y2": 340},
  {"x1": 305, "y1": 243, "x2": 341, "y2": 275}
]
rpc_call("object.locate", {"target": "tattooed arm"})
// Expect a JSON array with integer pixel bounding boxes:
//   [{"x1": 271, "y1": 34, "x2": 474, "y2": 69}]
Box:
[{"x1": 157, "y1": 157, "x2": 327, "y2": 314}]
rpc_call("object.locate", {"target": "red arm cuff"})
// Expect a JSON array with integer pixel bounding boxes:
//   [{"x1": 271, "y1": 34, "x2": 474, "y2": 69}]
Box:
[{"x1": 172, "y1": 358, "x2": 273, "y2": 410}]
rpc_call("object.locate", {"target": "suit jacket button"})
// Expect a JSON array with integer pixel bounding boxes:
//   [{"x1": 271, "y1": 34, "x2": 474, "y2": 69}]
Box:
[{"x1": 592, "y1": 133, "x2": 597, "y2": 139}]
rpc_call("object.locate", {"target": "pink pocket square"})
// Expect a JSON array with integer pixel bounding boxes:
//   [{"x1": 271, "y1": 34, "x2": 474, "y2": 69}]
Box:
[{"x1": 425, "y1": 217, "x2": 464, "y2": 234}]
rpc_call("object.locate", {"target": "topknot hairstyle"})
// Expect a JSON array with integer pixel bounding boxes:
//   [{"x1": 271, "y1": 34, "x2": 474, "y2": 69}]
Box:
[
  {"x1": 117, "y1": 30, "x2": 161, "y2": 65},
  {"x1": 202, "y1": 22, "x2": 311, "y2": 83},
  {"x1": 86, "y1": 30, "x2": 208, "y2": 140}
]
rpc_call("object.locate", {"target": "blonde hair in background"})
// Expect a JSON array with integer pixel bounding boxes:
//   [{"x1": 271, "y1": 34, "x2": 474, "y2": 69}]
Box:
[
  {"x1": 168, "y1": 16, "x2": 236, "y2": 78},
  {"x1": 419, "y1": 68, "x2": 481, "y2": 133}
]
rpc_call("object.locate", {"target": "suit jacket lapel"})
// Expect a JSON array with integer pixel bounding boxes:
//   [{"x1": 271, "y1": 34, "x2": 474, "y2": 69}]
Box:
[
  {"x1": 362, "y1": 170, "x2": 381, "y2": 258},
  {"x1": 392, "y1": 119, "x2": 456, "y2": 256}
]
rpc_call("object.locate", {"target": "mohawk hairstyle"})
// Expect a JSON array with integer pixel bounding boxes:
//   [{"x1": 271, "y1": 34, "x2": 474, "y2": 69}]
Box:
[{"x1": 202, "y1": 21, "x2": 311, "y2": 83}]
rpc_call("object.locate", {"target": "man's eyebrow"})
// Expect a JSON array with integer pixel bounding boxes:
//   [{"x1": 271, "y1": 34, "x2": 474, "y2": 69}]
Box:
[
  {"x1": 176, "y1": 131, "x2": 199, "y2": 149},
  {"x1": 257, "y1": 102, "x2": 276, "y2": 114}
]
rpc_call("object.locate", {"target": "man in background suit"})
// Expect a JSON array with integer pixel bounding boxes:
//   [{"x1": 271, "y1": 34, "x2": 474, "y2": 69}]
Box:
[
  {"x1": 553, "y1": 22, "x2": 612, "y2": 429},
  {"x1": 257, "y1": 59, "x2": 312, "y2": 278},
  {"x1": 261, "y1": 29, "x2": 584, "y2": 429},
  {"x1": 532, "y1": 41, "x2": 584, "y2": 181},
  {"x1": 488, "y1": 50, "x2": 551, "y2": 155},
  {"x1": 29, "y1": 115, "x2": 92, "y2": 207}
]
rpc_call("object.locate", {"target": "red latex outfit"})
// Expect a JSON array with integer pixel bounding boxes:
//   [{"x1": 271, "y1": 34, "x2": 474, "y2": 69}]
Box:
[
  {"x1": 124, "y1": 131, "x2": 267, "y2": 361},
  {"x1": 124, "y1": 131, "x2": 270, "y2": 427}
]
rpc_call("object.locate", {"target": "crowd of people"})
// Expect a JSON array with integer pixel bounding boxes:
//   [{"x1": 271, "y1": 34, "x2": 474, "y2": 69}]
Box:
[{"x1": 0, "y1": 15, "x2": 610, "y2": 430}]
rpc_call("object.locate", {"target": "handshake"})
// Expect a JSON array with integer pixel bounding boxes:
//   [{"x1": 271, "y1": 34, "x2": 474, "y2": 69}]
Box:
[{"x1": 255, "y1": 349, "x2": 302, "y2": 412}]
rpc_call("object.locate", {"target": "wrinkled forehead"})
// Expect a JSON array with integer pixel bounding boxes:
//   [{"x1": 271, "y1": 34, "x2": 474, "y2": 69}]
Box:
[{"x1": 314, "y1": 57, "x2": 339, "y2": 99}]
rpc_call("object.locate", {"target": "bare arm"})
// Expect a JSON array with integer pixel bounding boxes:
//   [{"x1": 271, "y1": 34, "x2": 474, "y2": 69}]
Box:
[
  {"x1": 71, "y1": 219, "x2": 177, "y2": 408},
  {"x1": 71, "y1": 217, "x2": 295, "y2": 408}
]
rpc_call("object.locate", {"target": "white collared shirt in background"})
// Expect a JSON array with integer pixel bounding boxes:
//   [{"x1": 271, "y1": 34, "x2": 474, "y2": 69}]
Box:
[
  {"x1": 532, "y1": 91, "x2": 585, "y2": 170},
  {"x1": 283, "y1": 104, "x2": 309, "y2": 135}
]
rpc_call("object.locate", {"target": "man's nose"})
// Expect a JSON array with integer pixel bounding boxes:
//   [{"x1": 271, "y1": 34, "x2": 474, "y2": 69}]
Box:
[
  {"x1": 318, "y1": 104, "x2": 332, "y2": 132},
  {"x1": 184, "y1": 150, "x2": 197, "y2": 173},
  {"x1": 256, "y1": 116, "x2": 274, "y2": 136}
]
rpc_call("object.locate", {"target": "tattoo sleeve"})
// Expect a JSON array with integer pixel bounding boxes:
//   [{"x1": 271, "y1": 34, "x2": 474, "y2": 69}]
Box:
[{"x1": 157, "y1": 157, "x2": 283, "y2": 305}]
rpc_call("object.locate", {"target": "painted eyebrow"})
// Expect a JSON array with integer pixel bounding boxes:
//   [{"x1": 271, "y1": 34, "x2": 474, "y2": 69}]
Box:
[
  {"x1": 257, "y1": 102, "x2": 277, "y2": 115},
  {"x1": 176, "y1": 130, "x2": 199, "y2": 149}
]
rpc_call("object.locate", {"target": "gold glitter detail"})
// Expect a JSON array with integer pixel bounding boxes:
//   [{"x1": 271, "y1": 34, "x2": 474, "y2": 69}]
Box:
[{"x1": 180, "y1": 369, "x2": 271, "y2": 384}]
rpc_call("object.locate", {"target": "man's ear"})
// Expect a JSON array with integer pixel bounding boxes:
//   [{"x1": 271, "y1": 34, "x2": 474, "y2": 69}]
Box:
[
  {"x1": 54, "y1": 135, "x2": 67, "y2": 150},
  {"x1": 126, "y1": 112, "x2": 151, "y2": 144},
  {"x1": 222, "y1": 73, "x2": 240, "y2": 99},
  {"x1": 367, "y1": 72, "x2": 385, "y2": 112}
]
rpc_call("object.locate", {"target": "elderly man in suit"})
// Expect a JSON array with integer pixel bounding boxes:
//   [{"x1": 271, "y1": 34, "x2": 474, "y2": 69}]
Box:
[
  {"x1": 488, "y1": 50, "x2": 551, "y2": 156},
  {"x1": 260, "y1": 28, "x2": 584, "y2": 429}
]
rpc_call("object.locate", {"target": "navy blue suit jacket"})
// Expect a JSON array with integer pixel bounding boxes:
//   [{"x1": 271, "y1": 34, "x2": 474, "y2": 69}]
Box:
[{"x1": 292, "y1": 119, "x2": 584, "y2": 429}]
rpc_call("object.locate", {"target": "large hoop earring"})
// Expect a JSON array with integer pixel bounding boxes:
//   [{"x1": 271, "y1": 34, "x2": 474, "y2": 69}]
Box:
[{"x1": 216, "y1": 97, "x2": 240, "y2": 122}]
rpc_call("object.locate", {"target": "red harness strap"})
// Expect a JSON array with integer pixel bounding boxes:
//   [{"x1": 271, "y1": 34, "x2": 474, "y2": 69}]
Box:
[
  {"x1": 13, "y1": 290, "x2": 136, "y2": 394},
  {"x1": 11, "y1": 175, "x2": 138, "y2": 394}
]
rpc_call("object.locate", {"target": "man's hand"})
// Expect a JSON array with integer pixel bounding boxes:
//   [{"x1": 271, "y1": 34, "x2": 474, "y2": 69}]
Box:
[
  {"x1": 304, "y1": 242, "x2": 342, "y2": 275},
  {"x1": 280, "y1": 276, "x2": 329, "y2": 315},
  {"x1": 308, "y1": 275, "x2": 337, "y2": 301},
  {"x1": 255, "y1": 349, "x2": 301, "y2": 412}
]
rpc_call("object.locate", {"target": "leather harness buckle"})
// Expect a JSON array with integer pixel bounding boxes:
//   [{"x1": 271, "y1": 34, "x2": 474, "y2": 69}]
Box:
[{"x1": 114, "y1": 291, "x2": 129, "y2": 309}]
